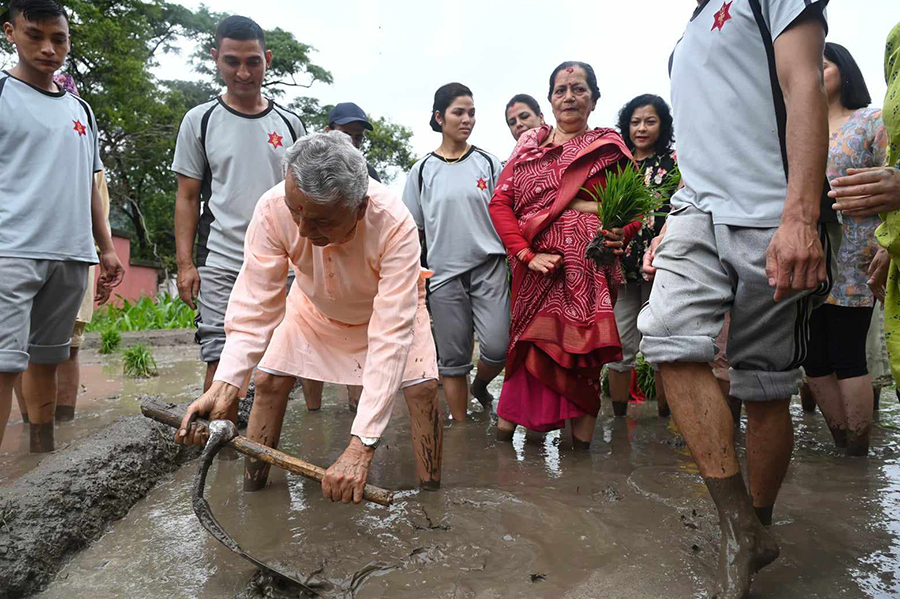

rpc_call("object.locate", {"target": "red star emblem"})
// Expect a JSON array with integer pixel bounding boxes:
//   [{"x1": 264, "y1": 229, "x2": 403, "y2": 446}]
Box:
[
  {"x1": 267, "y1": 131, "x2": 283, "y2": 149},
  {"x1": 711, "y1": 1, "x2": 733, "y2": 31},
  {"x1": 476, "y1": 177, "x2": 488, "y2": 191},
  {"x1": 73, "y1": 120, "x2": 87, "y2": 136}
]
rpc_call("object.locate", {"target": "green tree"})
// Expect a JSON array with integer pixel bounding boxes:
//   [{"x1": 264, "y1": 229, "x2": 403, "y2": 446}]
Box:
[{"x1": 1, "y1": 0, "x2": 417, "y2": 268}]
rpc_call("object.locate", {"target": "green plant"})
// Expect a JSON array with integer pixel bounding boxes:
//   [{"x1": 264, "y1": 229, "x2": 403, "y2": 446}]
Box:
[
  {"x1": 635, "y1": 354, "x2": 656, "y2": 402},
  {"x1": 583, "y1": 162, "x2": 665, "y2": 266},
  {"x1": 87, "y1": 293, "x2": 196, "y2": 333},
  {"x1": 99, "y1": 328, "x2": 121, "y2": 354},
  {"x1": 122, "y1": 344, "x2": 158, "y2": 378}
]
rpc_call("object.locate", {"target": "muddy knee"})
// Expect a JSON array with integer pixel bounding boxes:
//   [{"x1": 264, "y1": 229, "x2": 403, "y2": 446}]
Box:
[
  {"x1": 405, "y1": 379, "x2": 439, "y2": 407},
  {"x1": 254, "y1": 371, "x2": 293, "y2": 403}
]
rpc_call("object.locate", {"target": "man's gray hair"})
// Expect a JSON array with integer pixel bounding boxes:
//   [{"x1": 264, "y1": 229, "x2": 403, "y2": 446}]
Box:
[{"x1": 283, "y1": 131, "x2": 369, "y2": 209}]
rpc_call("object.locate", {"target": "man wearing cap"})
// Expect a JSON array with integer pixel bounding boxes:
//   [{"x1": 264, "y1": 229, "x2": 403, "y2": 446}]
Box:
[{"x1": 326, "y1": 102, "x2": 381, "y2": 183}]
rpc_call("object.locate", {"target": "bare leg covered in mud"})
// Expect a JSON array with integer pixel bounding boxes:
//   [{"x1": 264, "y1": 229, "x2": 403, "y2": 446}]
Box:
[
  {"x1": 403, "y1": 379, "x2": 443, "y2": 489},
  {"x1": 0, "y1": 372, "x2": 15, "y2": 446},
  {"x1": 659, "y1": 362, "x2": 779, "y2": 599},
  {"x1": 570, "y1": 414, "x2": 597, "y2": 449},
  {"x1": 302, "y1": 379, "x2": 363, "y2": 412},
  {"x1": 807, "y1": 374, "x2": 873, "y2": 455},
  {"x1": 608, "y1": 368, "x2": 631, "y2": 417},
  {"x1": 470, "y1": 359, "x2": 503, "y2": 411},
  {"x1": 23, "y1": 363, "x2": 59, "y2": 453},
  {"x1": 442, "y1": 375, "x2": 469, "y2": 421},
  {"x1": 244, "y1": 371, "x2": 295, "y2": 491},
  {"x1": 55, "y1": 347, "x2": 80, "y2": 421}
]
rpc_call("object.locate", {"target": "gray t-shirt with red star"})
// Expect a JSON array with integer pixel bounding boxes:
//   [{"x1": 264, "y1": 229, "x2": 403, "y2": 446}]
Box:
[
  {"x1": 172, "y1": 97, "x2": 305, "y2": 272},
  {"x1": 402, "y1": 147, "x2": 505, "y2": 291},
  {"x1": 0, "y1": 71, "x2": 102, "y2": 263},
  {"x1": 669, "y1": 0, "x2": 828, "y2": 228}
]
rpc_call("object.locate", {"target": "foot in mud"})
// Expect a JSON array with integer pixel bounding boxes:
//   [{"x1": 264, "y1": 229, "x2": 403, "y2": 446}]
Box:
[
  {"x1": 754, "y1": 505, "x2": 773, "y2": 526},
  {"x1": 846, "y1": 427, "x2": 870, "y2": 457},
  {"x1": 572, "y1": 437, "x2": 591, "y2": 451},
  {"x1": 612, "y1": 400, "x2": 628, "y2": 417},
  {"x1": 707, "y1": 476, "x2": 780, "y2": 599},
  {"x1": 712, "y1": 520, "x2": 780, "y2": 599},
  {"x1": 800, "y1": 384, "x2": 816, "y2": 413},
  {"x1": 829, "y1": 426, "x2": 848, "y2": 448},
  {"x1": 496, "y1": 427, "x2": 515, "y2": 442},
  {"x1": 471, "y1": 377, "x2": 494, "y2": 410},
  {"x1": 29, "y1": 422, "x2": 54, "y2": 453},
  {"x1": 55, "y1": 405, "x2": 75, "y2": 421}
]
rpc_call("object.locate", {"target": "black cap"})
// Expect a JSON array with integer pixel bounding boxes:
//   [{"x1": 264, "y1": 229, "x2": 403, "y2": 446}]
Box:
[{"x1": 328, "y1": 102, "x2": 373, "y2": 130}]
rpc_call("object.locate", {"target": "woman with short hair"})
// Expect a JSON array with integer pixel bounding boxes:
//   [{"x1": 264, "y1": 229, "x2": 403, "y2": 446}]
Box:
[
  {"x1": 403, "y1": 83, "x2": 509, "y2": 422},
  {"x1": 606, "y1": 94, "x2": 678, "y2": 417},
  {"x1": 803, "y1": 42, "x2": 887, "y2": 456},
  {"x1": 489, "y1": 61, "x2": 640, "y2": 447}
]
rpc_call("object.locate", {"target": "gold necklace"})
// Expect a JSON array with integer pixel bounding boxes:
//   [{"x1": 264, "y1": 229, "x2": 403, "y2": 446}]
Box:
[{"x1": 440, "y1": 144, "x2": 470, "y2": 164}]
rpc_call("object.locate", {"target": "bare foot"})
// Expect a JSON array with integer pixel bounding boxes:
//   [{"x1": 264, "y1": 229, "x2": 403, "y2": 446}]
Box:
[
  {"x1": 471, "y1": 378, "x2": 494, "y2": 410},
  {"x1": 713, "y1": 518, "x2": 780, "y2": 599}
]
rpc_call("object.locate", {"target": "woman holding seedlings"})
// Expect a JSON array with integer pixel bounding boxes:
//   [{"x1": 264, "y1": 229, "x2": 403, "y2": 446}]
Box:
[
  {"x1": 802, "y1": 43, "x2": 887, "y2": 456},
  {"x1": 402, "y1": 83, "x2": 509, "y2": 422},
  {"x1": 607, "y1": 94, "x2": 678, "y2": 418},
  {"x1": 488, "y1": 61, "x2": 639, "y2": 447}
]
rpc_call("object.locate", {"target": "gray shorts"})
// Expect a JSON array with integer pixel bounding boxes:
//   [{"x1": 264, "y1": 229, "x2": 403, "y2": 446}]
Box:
[
  {"x1": 196, "y1": 266, "x2": 293, "y2": 363},
  {"x1": 195, "y1": 266, "x2": 238, "y2": 364},
  {"x1": 608, "y1": 280, "x2": 652, "y2": 372},
  {"x1": 428, "y1": 256, "x2": 510, "y2": 377},
  {"x1": 0, "y1": 258, "x2": 89, "y2": 372},
  {"x1": 637, "y1": 205, "x2": 835, "y2": 402}
]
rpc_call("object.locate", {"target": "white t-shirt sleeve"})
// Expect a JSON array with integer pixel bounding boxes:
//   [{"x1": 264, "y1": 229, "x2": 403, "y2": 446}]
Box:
[
  {"x1": 401, "y1": 163, "x2": 425, "y2": 229},
  {"x1": 764, "y1": 0, "x2": 827, "y2": 41},
  {"x1": 171, "y1": 109, "x2": 206, "y2": 180},
  {"x1": 89, "y1": 105, "x2": 102, "y2": 173}
]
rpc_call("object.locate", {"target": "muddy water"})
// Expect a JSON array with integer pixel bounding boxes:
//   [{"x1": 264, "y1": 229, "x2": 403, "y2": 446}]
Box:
[
  {"x1": 0, "y1": 347, "x2": 206, "y2": 486},
  {"x1": 36, "y1": 385, "x2": 900, "y2": 599}
]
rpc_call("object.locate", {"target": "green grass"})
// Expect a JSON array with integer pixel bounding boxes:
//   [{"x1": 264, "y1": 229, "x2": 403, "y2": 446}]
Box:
[
  {"x1": 122, "y1": 344, "x2": 158, "y2": 378},
  {"x1": 635, "y1": 354, "x2": 656, "y2": 402},
  {"x1": 87, "y1": 293, "x2": 195, "y2": 333},
  {"x1": 99, "y1": 328, "x2": 121, "y2": 354}
]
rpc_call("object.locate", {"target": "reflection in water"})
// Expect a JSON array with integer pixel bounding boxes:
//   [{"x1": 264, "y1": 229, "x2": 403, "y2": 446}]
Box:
[
  {"x1": 24, "y1": 374, "x2": 900, "y2": 599},
  {"x1": 0, "y1": 347, "x2": 206, "y2": 486}
]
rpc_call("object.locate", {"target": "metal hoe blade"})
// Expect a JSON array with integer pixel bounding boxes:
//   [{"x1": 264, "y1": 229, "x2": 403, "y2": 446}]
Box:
[{"x1": 193, "y1": 420, "x2": 319, "y2": 596}]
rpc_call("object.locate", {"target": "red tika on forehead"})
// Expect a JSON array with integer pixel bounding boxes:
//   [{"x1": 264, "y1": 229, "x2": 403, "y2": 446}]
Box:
[{"x1": 566, "y1": 67, "x2": 574, "y2": 73}]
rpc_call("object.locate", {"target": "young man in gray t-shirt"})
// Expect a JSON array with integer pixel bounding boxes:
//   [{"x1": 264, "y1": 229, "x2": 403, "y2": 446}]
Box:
[
  {"x1": 638, "y1": 1, "x2": 832, "y2": 596},
  {"x1": 172, "y1": 16, "x2": 304, "y2": 393},
  {"x1": 0, "y1": 0, "x2": 123, "y2": 453}
]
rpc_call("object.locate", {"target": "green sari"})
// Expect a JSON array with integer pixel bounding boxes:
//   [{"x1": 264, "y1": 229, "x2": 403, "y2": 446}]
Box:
[{"x1": 873, "y1": 22, "x2": 900, "y2": 382}]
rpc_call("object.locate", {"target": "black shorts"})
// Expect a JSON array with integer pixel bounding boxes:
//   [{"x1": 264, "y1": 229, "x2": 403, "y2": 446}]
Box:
[{"x1": 803, "y1": 303, "x2": 874, "y2": 380}]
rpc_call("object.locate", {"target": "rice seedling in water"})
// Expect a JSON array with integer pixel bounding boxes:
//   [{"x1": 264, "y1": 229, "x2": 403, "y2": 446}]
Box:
[
  {"x1": 123, "y1": 344, "x2": 158, "y2": 378},
  {"x1": 635, "y1": 353, "x2": 656, "y2": 402},
  {"x1": 582, "y1": 162, "x2": 665, "y2": 266},
  {"x1": 99, "y1": 328, "x2": 121, "y2": 354}
]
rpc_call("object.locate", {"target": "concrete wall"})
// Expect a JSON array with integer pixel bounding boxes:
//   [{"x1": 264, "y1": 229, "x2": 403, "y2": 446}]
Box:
[{"x1": 93, "y1": 231, "x2": 162, "y2": 305}]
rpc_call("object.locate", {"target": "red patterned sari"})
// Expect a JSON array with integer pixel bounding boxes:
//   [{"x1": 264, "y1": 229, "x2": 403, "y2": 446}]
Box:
[{"x1": 489, "y1": 125, "x2": 634, "y2": 431}]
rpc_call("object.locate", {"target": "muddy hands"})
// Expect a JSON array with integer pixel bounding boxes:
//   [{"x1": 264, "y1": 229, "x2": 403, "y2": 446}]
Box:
[{"x1": 321, "y1": 436, "x2": 375, "y2": 504}]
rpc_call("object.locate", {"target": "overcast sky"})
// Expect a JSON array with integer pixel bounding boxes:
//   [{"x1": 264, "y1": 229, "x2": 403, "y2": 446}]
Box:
[{"x1": 160, "y1": 1, "x2": 900, "y2": 187}]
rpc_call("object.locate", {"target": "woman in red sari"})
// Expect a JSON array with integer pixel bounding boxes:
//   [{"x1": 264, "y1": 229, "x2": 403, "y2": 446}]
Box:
[{"x1": 489, "y1": 61, "x2": 639, "y2": 448}]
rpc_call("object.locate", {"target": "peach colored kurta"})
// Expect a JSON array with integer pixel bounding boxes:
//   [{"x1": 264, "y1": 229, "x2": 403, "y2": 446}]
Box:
[{"x1": 214, "y1": 179, "x2": 438, "y2": 438}]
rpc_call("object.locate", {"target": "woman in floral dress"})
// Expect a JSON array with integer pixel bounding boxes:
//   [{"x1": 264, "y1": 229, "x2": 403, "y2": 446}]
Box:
[
  {"x1": 803, "y1": 43, "x2": 887, "y2": 456},
  {"x1": 606, "y1": 94, "x2": 678, "y2": 418}
]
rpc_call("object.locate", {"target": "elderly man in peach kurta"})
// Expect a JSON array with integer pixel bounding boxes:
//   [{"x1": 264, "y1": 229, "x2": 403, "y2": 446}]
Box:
[{"x1": 177, "y1": 131, "x2": 442, "y2": 504}]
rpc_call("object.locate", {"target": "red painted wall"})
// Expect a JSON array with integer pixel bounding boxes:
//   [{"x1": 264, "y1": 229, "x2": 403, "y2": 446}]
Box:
[{"x1": 93, "y1": 232, "x2": 161, "y2": 305}]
